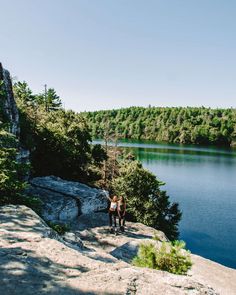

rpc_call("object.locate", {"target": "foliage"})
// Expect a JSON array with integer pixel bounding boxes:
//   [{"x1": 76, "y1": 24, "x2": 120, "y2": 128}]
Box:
[
  {"x1": 14, "y1": 82, "x2": 62, "y2": 111},
  {"x1": 112, "y1": 159, "x2": 181, "y2": 240},
  {"x1": 0, "y1": 130, "x2": 41, "y2": 212},
  {"x1": 83, "y1": 106, "x2": 236, "y2": 146},
  {"x1": 35, "y1": 87, "x2": 62, "y2": 111},
  {"x1": 47, "y1": 221, "x2": 70, "y2": 235},
  {"x1": 13, "y1": 81, "x2": 107, "y2": 183},
  {"x1": 0, "y1": 130, "x2": 24, "y2": 204},
  {"x1": 0, "y1": 129, "x2": 18, "y2": 148},
  {"x1": 132, "y1": 240, "x2": 192, "y2": 275},
  {"x1": 0, "y1": 82, "x2": 42, "y2": 212},
  {"x1": 13, "y1": 81, "x2": 35, "y2": 106},
  {"x1": 0, "y1": 147, "x2": 26, "y2": 205}
]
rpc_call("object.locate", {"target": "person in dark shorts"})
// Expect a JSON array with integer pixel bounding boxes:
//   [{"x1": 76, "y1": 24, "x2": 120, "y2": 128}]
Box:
[
  {"x1": 106, "y1": 195, "x2": 118, "y2": 232},
  {"x1": 118, "y1": 196, "x2": 126, "y2": 232}
]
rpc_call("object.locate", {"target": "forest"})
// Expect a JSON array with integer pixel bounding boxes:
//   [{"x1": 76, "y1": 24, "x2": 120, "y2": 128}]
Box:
[{"x1": 83, "y1": 106, "x2": 236, "y2": 146}]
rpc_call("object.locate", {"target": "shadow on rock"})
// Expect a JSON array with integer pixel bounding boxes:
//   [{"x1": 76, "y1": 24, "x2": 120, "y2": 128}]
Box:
[{"x1": 0, "y1": 246, "x2": 118, "y2": 295}]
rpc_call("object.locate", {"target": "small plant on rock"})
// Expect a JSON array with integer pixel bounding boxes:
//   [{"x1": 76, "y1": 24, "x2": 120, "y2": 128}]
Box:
[
  {"x1": 47, "y1": 222, "x2": 70, "y2": 235},
  {"x1": 132, "y1": 240, "x2": 192, "y2": 275}
]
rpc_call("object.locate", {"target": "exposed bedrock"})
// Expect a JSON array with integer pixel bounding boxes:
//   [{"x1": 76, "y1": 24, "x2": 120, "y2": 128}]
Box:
[
  {"x1": 26, "y1": 176, "x2": 108, "y2": 223},
  {"x1": 0, "y1": 62, "x2": 19, "y2": 136},
  {"x1": 1, "y1": 205, "x2": 235, "y2": 294}
]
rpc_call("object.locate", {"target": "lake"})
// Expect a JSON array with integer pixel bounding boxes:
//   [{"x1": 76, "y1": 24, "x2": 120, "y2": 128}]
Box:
[{"x1": 94, "y1": 139, "x2": 236, "y2": 269}]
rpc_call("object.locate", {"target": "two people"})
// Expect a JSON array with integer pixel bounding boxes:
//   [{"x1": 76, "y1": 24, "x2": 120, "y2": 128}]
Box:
[{"x1": 106, "y1": 195, "x2": 126, "y2": 232}]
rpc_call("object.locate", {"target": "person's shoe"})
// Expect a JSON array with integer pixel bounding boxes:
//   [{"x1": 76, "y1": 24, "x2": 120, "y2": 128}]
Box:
[
  {"x1": 120, "y1": 226, "x2": 124, "y2": 232},
  {"x1": 110, "y1": 227, "x2": 114, "y2": 233}
]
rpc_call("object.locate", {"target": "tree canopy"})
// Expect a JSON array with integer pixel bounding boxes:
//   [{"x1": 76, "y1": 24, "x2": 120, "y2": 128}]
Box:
[
  {"x1": 83, "y1": 106, "x2": 236, "y2": 146},
  {"x1": 13, "y1": 81, "x2": 107, "y2": 183},
  {"x1": 112, "y1": 159, "x2": 181, "y2": 240}
]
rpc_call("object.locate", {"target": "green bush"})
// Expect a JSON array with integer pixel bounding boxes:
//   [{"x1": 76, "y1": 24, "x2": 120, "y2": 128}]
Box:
[
  {"x1": 47, "y1": 222, "x2": 70, "y2": 235},
  {"x1": 112, "y1": 159, "x2": 181, "y2": 240},
  {"x1": 132, "y1": 240, "x2": 192, "y2": 275},
  {"x1": 0, "y1": 140, "x2": 26, "y2": 205}
]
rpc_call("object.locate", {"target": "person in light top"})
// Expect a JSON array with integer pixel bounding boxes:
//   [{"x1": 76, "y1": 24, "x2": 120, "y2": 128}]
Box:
[{"x1": 106, "y1": 195, "x2": 118, "y2": 231}]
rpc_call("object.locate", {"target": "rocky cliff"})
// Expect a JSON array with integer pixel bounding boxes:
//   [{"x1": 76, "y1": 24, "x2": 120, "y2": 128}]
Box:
[
  {"x1": 0, "y1": 62, "x2": 19, "y2": 136},
  {"x1": 1, "y1": 205, "x2": 236, "y2": 295}
]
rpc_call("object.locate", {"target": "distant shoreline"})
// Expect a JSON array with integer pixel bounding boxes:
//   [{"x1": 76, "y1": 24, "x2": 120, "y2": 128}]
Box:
[{"x1": 82, "y1": 106, "x2": 236, "y2": 147}]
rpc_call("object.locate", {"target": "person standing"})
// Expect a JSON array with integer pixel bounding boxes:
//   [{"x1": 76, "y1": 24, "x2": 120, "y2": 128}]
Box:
[
  {"x1": 106, "y1": 195, "x2": 118, "y2": 232},
  {"x1": 118, "y1": 196, "x2": 126, "y2": 232}
]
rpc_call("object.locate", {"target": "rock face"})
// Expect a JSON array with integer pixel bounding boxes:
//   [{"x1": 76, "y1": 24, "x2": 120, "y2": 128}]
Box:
[
  {"x1": 26, "y1": 176, "x2": 108, "y2": 222},
  {"x1": 1, "y1": 205, "x2": 236, "y2": 294},
  {"x1": 0, "y1": 63, "x2": 19, "y2": 136}
]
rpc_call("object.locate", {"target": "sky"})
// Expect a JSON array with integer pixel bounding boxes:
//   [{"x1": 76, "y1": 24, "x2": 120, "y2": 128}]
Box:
[{"x1": 0, "y1": 0, "x2": 236, "y2": 111}]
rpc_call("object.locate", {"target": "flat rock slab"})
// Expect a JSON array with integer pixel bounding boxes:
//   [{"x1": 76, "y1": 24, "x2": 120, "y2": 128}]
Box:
[{"x1": 1, "y1": 205, "x2": 235, "y2": 294}]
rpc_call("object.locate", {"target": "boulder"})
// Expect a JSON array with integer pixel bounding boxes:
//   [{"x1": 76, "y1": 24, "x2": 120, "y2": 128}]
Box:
[
  {"x1": 26, "y1": 184, "x2": 79, "y2": 223},
  {"x1": 26, "y1": 176, "x2": 108, "y2": 223}
]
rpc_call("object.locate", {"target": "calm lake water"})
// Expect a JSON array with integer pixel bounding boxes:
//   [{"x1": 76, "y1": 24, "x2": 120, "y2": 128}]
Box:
[{"x1": 94, "y1": 139, "x2": 236, "y2": 269}]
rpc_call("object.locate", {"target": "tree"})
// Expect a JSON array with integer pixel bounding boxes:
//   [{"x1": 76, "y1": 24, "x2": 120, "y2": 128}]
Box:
[
  {"x1": 13, "y1": 81, "x2": 35, "y2": 106},
  {"x1": 36, "y1": 86, "x2": 62, "y2": 111},
  {"x1": 82, "y1": 106, "x2": 236, "y2": 146},
  {"x1": 0, "y1": 130, "x2": 26, "y2": 205},
  {"x1": 112, "y1": 159, "x2": 181, "y2": 240}
]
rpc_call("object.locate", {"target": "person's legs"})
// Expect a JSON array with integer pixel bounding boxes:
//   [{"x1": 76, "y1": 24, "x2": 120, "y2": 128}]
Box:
[
  {"x1": 122, "y1": 216, "x2": 125, "y2": 227},
  {"x1": 119, "y1": 211, "x2": 125, "y2": 227},
  {"x1": 113, "y1": 212, "x2": 117, "y2": 227},
  {"x1": 109, "y1": 211, "x2": 113, "y2": 227}
]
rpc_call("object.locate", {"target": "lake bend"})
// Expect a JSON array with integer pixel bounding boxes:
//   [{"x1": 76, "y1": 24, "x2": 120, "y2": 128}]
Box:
[{"x1": 94, "y1": 139, "x2": 236, "y2": 269}]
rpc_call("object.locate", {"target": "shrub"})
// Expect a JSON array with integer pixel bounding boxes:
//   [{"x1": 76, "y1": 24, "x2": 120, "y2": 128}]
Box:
[
  {"x1": 112, "y1": 159, "x2": 181, "y2": 240},
  {"x1": 132, "y1": 240, "x2": 192, "y2": 275},
  {"x1": 0, "y1": 139, "x2": 26, "y2": 205},
  {"x1": 47, "y1": 222, "x2": 70, "y2": 235},
  {"x1": 0, "y1": 128, "x2": 42, "y2": 213}
]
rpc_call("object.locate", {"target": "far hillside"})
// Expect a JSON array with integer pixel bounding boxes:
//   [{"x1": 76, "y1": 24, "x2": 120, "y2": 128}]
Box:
[{"x1": 82, "y1": 106, "x2": 236, "y2": 146}]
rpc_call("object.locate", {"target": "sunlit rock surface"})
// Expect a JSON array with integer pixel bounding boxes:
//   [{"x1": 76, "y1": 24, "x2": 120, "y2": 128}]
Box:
[
  {"x1": 26, "y1": 176, "x2": 108, "y2": 222},
  {"x1": 1, "y1": 205, "x2": 235, "y2": 294}
]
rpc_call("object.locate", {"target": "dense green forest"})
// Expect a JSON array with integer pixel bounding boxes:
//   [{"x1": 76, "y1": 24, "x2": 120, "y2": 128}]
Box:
[
  {"x1": 13, "y1": 81, "x2": 107, "y2": 182},
  {"x1": 83, "y1": 107, "x2": 236, "y2": 146}
]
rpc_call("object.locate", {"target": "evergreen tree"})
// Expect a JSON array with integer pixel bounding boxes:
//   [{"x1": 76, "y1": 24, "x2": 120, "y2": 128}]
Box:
[
  {"x1": 13, "y1": 81, "x2": 35, "y2": 106},
  {"x1": 35, "y1": 87, "x2": 62, "y2": 111},
  {"x1": 0, "y1": 130, "x2": 26, "y2": 205}
]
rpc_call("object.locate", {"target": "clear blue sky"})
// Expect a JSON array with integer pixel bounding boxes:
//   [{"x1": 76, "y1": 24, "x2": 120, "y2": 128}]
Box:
[{"x1": 1, "y1": 0, "x2": 236, "y2": 111}]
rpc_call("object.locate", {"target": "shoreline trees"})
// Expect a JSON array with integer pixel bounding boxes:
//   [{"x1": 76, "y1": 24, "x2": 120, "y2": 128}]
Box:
[{"x1": 83, "y1": 106, "x2": 236, "y2": 146}]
